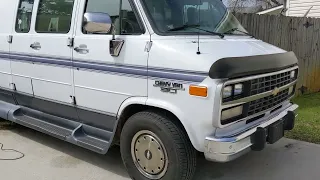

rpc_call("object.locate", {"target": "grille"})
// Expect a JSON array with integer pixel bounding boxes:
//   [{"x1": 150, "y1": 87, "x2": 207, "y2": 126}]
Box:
[
  {"x1": 247, "y1": 89, "x2": 290, "y2": 116},
  {"x1": 250, "y1": 70, "x2": 295, "y2": 95}
]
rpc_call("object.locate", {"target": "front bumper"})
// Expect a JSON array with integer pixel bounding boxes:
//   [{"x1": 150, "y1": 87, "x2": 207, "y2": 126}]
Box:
[{"x1": 204, "y1": 103, "x2": 298, "y2": 163}]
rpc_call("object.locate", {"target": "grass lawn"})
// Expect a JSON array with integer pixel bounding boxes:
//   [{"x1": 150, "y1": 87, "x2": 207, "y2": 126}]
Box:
[{"x1": 285, "y1": 93, "x2": 320, "y2": 144}]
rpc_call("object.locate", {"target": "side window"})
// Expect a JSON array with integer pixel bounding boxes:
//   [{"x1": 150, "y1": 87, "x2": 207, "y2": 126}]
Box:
[
  {"x1": 15, "y1": 0, "x2": 35, "y2": 33},
  {"x1": 121, "y1": 0, "x2": 143, "y2": 34},
  {"x1": 35, "y1": 0, "x2": 75, "y2": 33},
  {"x1": 83, "y1": 0, "x2": 143, "y2": 35}
]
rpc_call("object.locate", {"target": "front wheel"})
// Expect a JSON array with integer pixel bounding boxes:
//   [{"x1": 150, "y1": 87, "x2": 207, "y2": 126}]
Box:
[{"x1": 120, "y1": 111, "x2": 197, "y2": 180}]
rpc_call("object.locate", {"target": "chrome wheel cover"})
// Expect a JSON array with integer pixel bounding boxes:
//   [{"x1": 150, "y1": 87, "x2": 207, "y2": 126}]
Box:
[{"x1": 131, "y1": 130, "x2": 169, "y2": 179}]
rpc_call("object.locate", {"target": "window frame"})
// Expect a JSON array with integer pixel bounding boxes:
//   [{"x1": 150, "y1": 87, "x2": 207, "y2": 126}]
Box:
[
  {"x1": 81, "y1": 0, "x2": 146, "y2": 35},
  {"x1": 119, "y1": 0, "x2": 146, "y2": 35},
  {"x1": 34, "y1": 0, "x2": 76, "y2": 34},
  {"x1": 15, "y1": 0, "x2": 36, "y2": 33}
]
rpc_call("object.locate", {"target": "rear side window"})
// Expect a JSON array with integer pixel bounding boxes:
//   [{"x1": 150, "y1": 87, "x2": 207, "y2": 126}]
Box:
[
  {"x1": 15, "y1": 0, "x2": 35, "y2": 33},
  {"x1": 35, "y1": 0, "x2": 75, "y2": 33}
]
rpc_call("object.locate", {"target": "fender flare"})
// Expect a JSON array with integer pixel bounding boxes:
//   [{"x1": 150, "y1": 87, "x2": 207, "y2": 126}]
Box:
[{"x1": 116, "y1": 96, "x2": 148, "y2": 119}]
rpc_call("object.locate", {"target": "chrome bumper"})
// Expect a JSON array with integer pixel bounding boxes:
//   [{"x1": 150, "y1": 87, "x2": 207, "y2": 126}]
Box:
[{"x1": 204, "y1": 104, "x2": 298, "y2": 163}]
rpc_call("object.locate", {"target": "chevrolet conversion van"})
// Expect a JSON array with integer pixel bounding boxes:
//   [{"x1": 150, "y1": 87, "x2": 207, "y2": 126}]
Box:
[{"x1": 0, "y1": 0, "x2": 299, "y2": 179}]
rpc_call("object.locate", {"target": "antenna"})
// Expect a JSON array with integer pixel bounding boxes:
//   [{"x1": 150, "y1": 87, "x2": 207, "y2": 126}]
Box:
[{"x1": 196, "y1": 0, "x2": 201, "y2": 55}]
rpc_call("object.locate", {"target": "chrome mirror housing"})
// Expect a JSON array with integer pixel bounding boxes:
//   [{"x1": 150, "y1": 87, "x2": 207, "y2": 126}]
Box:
[
  {"x1": 110, "y1": 39, "x2": 124, "y2": 57},
  {"x1": 83, "y1": 12, "x2": 112, "y2": 34}
]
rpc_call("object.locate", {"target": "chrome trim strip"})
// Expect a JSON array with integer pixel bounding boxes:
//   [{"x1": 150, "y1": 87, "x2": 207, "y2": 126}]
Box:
[
  {"x1": 224, "y1": 66, "x2": 298, "y2": 85},
  {"x1": 222, "y1": 80, "x2": 297, "y2": 108},
  {"x1": 243, "y1": 97, "x2": 293, "y2": 122},
  {"x1": 205, "y1": 103, "x2": 298, "y2": 162},
  {"x1": 209, "y1": 104, "x2": 299, "y2": 142},
  {"x1": 220, "y1": 99, "x2": 292, "y2": 134},
  {"x1": 211, "y1": 80, "x2": 226, "y2": 128}
]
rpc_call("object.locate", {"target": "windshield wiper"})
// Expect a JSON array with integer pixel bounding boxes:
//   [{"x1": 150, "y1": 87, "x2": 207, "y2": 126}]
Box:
[
  {"x1": 167, "y1": 24, "x2": 200, "y2": 31},
  {"x1": 168, "y1": 24, "x2": 225, "y2": 39},
  {"x1": 223, "y1": 28, "x2": 254, "y2": 38}
]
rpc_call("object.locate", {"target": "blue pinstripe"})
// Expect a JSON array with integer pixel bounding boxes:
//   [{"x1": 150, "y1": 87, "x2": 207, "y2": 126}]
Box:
[{"x1": 0, "y1": 52, "x2": 207, "y2": 82}]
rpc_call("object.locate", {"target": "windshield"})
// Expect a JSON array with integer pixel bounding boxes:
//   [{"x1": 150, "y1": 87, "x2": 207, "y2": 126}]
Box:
[{"x1": 141, "y1": 0, "x2": 248, "y2": 35}]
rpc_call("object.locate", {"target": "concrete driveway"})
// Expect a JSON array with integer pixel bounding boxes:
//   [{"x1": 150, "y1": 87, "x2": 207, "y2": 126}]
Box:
[{"x1": 0, "y1": 126, "x2": 319, "y2": 180}]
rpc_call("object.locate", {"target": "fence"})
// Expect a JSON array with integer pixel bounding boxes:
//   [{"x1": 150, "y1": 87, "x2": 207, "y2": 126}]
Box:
[{"x1": 235, "y1": 13, "x2": 320, "y2": 95}]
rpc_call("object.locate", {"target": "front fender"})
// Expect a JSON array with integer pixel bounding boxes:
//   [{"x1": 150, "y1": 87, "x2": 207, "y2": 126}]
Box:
[
  {"x1": 145, "y1": 98, "x2": 201, "y2": 151},
  {"x1": 116, "y1": 96, "x2": 202, "y2": 151}
]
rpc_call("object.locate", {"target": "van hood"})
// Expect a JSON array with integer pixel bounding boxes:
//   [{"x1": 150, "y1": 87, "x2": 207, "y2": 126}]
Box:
[{"x1": 148, "y1": 37, "x2": 289, "y2": 75}]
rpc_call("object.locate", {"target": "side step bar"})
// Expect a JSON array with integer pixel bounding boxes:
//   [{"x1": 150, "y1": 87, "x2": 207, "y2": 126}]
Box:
[{"x1": 3, "y1": 103, "x2": 112, "y2": 154}]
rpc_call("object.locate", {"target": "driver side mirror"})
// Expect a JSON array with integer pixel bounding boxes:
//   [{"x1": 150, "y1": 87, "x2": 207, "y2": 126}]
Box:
[
  {"x1": 83, "y1": 12, "x2": 124, "y2": 57},
  {"x1": 83, "y1": 12, "x2": 113, "y2": 34}
]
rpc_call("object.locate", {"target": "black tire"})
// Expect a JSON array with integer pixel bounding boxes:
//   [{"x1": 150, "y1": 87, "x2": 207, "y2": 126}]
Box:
[{"x1": 120, "y1": 111, "x2": 197, "y2": 180}]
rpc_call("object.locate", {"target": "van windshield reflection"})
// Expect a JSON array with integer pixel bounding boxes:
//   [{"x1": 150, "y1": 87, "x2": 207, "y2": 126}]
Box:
[{"x1": 141, "y1": 0, "x2": 248, "y2": 35}]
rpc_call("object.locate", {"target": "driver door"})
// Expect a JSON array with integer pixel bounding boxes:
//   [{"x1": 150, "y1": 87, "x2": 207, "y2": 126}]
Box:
[{"x1": 72, "y1": 0, "x2": 149, "y2": 130}]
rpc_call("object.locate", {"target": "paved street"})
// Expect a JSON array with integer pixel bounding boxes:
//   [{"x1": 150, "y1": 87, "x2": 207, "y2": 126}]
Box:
[{"x1": 0, "y1": 126, "x2": 319, "y2": 180}]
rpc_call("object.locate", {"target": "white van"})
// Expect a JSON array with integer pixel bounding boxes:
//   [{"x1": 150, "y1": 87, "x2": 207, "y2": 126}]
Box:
[{"x1": 0, "y1": 0, "x2": 299, "y2": 179}]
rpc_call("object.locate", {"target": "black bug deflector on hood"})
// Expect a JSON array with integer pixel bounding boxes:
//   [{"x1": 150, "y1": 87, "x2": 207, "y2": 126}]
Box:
[{"x1": 209, "y1": 51, "x2": 298, "y2": 79}]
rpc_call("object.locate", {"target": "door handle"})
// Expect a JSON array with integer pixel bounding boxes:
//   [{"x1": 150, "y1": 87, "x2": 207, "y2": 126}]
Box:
[
  {"x1": 74, "y1": 45, "x2": 89, "y2": 54},
  {"x1": 30, "y1": 42, "x2": 41, "y2": 50}
]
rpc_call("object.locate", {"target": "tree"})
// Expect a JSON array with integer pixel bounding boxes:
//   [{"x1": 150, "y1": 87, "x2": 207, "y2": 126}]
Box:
[
  {"x1": 38, "y1": 0, "x2": 74, "y2": 16},
  {"x1": 225, "y1": 0, "x2": 284, "y2": 13}
]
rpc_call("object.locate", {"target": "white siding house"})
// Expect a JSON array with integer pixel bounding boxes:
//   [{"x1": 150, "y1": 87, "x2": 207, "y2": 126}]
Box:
[
  {"x1": 286, "y1": 0, "x2": 320, "y2": 17},
  {"x1": 256, "y1": 0, "x2": 320, "y2": 18}
]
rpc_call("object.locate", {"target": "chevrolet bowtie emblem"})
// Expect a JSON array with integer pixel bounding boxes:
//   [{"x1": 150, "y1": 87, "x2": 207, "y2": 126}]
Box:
[{"x1": 272, "y1": 87, "x2": 280, "y2": 96}]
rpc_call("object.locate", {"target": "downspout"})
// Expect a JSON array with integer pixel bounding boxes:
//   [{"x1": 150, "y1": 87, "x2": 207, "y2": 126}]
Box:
[{"x1": 284, "y1": 0, "x2": 289, "y2": 16}]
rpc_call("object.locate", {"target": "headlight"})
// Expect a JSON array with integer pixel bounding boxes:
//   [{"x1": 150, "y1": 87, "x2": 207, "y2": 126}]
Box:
[
  {"x1": 290, "y1": 70, "x2": 295, "y2": 78},
  {"x1": 223, "y1": 86, "x2": 232, "y2": 98},
  {"x1": 221, "y1": 105, "x2": 243, "y2": 122},
  {"x1": 234, "y1": 84, "x2": 243, "y2": 96},
  {"x1": 223, "y1": 83, "x2": 243, "y2": 99}
]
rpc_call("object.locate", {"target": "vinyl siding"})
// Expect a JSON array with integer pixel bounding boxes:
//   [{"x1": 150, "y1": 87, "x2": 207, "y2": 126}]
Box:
[{"x1": 288, "y1": 0, "x2": 320, "y2": 17}]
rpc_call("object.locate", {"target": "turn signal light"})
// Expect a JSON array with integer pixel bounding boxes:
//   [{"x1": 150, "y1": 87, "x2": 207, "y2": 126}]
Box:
[{"x1": 189, "y1": 85, "x2": 208, "y2": 97}]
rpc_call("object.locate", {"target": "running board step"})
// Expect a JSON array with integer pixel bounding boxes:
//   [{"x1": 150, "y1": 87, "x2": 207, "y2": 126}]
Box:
[
  {"x1": 10, "y1": 108, "x2": 79, "y2": 140},
  {"x1": 73, "y1": 125, "x2": 113, "y2": 154},
  {"x1": 7, "y1": 107, "x2": 113, "y2": 154},
  {"x1": 13, "y1": 115, "x2": 73, "y2": 140}
]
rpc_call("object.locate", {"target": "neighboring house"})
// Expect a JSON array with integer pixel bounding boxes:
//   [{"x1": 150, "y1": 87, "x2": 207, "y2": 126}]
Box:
[
  {"x1": 223, "y1": 0, "x2": 285, "y2": 14},
  {"x1": 285, "y1": 0, "x2": 319, "y2": 17},
  {"x1": 257, "y1": 0, "x2": 319, "y2": 18}
]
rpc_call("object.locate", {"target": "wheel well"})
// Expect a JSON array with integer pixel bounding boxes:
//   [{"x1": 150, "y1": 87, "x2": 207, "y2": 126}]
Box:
[{"x1": 113, "y1": 104, "x2": 189, "y2": 145}]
